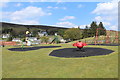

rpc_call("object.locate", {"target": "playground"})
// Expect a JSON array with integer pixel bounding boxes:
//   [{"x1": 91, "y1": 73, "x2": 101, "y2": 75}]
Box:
[
  {"x1": 1, "y1": 29, "x2": 119, "y2": 78},
  {"x1": 2, "y1": 43, "x2": 118, "y2": 78}
]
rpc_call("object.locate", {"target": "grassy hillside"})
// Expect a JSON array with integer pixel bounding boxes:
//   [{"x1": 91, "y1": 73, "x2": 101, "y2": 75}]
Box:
[{"x1": 1, "y1": 22, "x2": 68, "y2": 35}]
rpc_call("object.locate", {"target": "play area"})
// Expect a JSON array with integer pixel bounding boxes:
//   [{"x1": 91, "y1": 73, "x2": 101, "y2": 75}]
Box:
[
  {"x1": 6, "y1": 39, "x2": 116, "y2": 58},
  {"x1": 2, "y1": 43, "x2": 118, "y2": 78},
  {"x1": 5, "y1": 29, "x2": 118, "y2": 59},
  {"x1": 2, "y1": 29, "x2": 119, "y2": 78},
  {"x1": 1, "y1": 29, "x2": 119, "y2": 78},
  {"x1": 1, "y1": 1, "x2": 119, "y2": 78},
  {"x1": 2, "y1": 29, "x2": 119, "y2": 59}
]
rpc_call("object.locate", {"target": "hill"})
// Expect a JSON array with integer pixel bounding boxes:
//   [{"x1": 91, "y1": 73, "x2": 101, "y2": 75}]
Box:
[
  {"x1": 1, "y1": 22, "x2": 68, "y2": 30},
  {"x1": 0, "y1": 22, "x2": 68, "y2": 35}
]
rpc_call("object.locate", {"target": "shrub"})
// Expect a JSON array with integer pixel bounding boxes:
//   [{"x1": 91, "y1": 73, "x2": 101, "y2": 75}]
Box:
[{"x1": 40, "y1": 36, "x2": 49, "y2": 43}]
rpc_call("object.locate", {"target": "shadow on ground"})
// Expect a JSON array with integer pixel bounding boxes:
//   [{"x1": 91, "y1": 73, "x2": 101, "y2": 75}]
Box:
[
  {"x1": 8, "y1": 46, "x2": 61, "y2": 51},
  {"x1": 49, "y1": 47, "x2": 114, "y2": 58}
]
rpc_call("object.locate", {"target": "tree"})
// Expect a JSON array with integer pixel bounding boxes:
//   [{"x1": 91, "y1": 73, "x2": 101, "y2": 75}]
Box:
[
  {"x1": 63, "y1": 28, "x2": 82, "y2": 41},
  {"x1": 47, "y1": 29, "x2": 58, "y2": 35},
  {"x1": 32, "y1": 30, "x2": 38, "y2": 37},
  {"x1": 7, "y1": 36, "x2": 13, "y2": 41},
  {"x1": 10, "y1": 30, "x2": 17, "y2": 38},
  {"x1": 82, "y1": 26, "x2": 89, "y2": 38},
  {"x1": 89, "y1": 21, "x2": 98, "y2": 37},
  {"x1": 98, "y1": 22, "x2": 106, "y2": 36},
  {"x1": 58, "y1": 29, "x2": 65, "y2": 37},
  {"x1": 21, "y1": 38, "x2": 26, "y2": 42},
  {"x1": 40, "y1": 36, "x2": 49, "y2": 44}
]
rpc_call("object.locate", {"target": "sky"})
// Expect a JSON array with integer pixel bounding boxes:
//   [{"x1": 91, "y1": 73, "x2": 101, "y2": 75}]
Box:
[{"x1": 0, "y1": 0, "x2": 119, "y2": 31}]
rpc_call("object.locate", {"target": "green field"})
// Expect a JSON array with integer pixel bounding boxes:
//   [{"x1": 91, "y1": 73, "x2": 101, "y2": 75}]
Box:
[{"x1": 2, "y1": 43, "x2": 118, "y2": 78}]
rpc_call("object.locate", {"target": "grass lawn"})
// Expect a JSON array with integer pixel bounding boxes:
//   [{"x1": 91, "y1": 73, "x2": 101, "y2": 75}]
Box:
[{"x1": 2, "y1": 43, "x2": 118, "y2": 78}]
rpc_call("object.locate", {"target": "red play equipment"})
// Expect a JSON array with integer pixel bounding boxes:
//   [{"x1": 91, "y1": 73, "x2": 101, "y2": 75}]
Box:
[{"x1": 73, "y1": 41, "x2": 87, "y2": 48}]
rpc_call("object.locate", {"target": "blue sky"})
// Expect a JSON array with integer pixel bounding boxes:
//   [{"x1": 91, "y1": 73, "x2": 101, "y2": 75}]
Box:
[{"x1": 1, "y1": 0, "x2": 118, "y2": 30}]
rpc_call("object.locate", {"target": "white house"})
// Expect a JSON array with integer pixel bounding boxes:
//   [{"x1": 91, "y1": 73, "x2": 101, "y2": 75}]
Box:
[
  {"x1": 60, "y1": 39, "x2": 66, "y2": 43},
  {"x1": 28, "y1": 37, "x2": 41, "y2": 44},
  {"x1": 28, "y1": 37, "x2": 38, "y2": 41},
  {"x1": 12, "y1": 38, "x2": 22, "y2": 42},
  {"x1": 38, "y1": 31, "x2": 48, "y2": 37},
  {"x1": 2, "y1": 34, "x2": 10, "y2": 38}
]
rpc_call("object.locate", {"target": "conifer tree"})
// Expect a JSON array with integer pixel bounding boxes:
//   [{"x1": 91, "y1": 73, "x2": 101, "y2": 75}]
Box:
[
  {"x1": 83, "y1": 26, "x2": 89, "y2": 38},
  {"x1": 89, "y1": 21, "x2": 98, "y2": 37},
  {"x1": 98, "y1": 22, "x2": 106, "y2": 36}
]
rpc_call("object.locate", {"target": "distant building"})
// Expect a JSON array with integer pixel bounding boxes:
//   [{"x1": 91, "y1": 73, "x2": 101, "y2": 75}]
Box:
[
  {"x1": 2, "y1": 34, "x2": 10, "y2": 38},
  {"x1": 60, "y1": 39, "x2": 66, "y2": 43},
  {"x1": 28, "y1": 37, "x2": 41, "y2": 44},
  {"x1": 12, "y1": 38, "x2": 22, "y2": 42},
  {"x1": 28, "y1": 37, "x2": 38, "y2": 41},
  {"x1": 38, "y1": 31, "x2": 48, "y2": 37}
]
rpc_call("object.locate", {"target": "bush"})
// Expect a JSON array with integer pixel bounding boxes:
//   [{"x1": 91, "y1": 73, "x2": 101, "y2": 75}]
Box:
[
  {"x1": 40, "y1": 36, "x2": 49, "y2": 43},
  {"x1": 7, "y1": 36, "x2": 13, "y2": 41},
  {"x1": 63, "y1": 28, "x2": 82, "y2": 41},
  {"x1": 21, "y1": 38, "x2": 26, "y2": 42}
]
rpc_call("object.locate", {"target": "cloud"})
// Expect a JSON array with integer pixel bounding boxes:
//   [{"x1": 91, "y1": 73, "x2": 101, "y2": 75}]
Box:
[
  {"x1": 59, "y1": 16, "x2": 76, "y2": 21},
  {"x1": 47, "y1": 6, "x2": 67, "y2": 10},
  {"x1": 0, "y1": 0, "x2": 10, "y2": 7},
  {"x1": 2, "y1": 6, "x2": 52, "y2": 25},
  {"x1": 47, "y1": 6, "x2": 53, "y2": 9},
  {"x1": 78, "y1": 4, "x2": 83, "y2": 8},
  {"x1": 62, "y1": 7, "x2": 67, "y2": 10},
  {"x1": 11, "y1": 6, "x2": 48, "y2": 19},
  {"x1": 56, "y1": 0, "x2": 64, "y2": 5},
  {"x1": 0, "y1": 2, "x2": 6, "y2": 7},
  {"x1": 0, "y1": 0, "x2": 10, "y2": 2},
  {"x1": 94, "y1": 16, "x2": 103, "y2": 21},
  {"x1": 94, "y1": 16, "x2": 111, "y2": 26},
  {"x1": 15, "y1": 3, "x2": 22, "y2": 7},
  {"x1": 47, "y1": 6, "x2": 58, "y2": 9},
  {"x1": 78, "y1": 24, "x2": 90, "y2": 29},
  {"x1": 109, "y1": 25, "x2": 118, "y2": 30},
  {"x1": 92, "y1": 0, "x2": 118, "y2": 30},
  {"x1": 48, "y1": 13, "x2": 52, "y2": 15},
  {"x1": 56, "y1": 21, "x2": 77, "y2": 28},
  {"x1": 92, "y1": 1, "x2": 118, "y2": 15},
  {"x1": 27, "y1": 0, "x2": 46, "y2": 3},
  {"x1": 0, "y1": 1, "x2": 9, "y2": 7},
  {"x1": 102, "y1": 22, "x2": 111, "y2": 26}
]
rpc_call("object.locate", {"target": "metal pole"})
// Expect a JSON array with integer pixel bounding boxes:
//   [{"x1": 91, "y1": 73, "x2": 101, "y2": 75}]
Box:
[
  {"x1": 106, "y1": 30, "x2": 110, "y2": 44},
  {"x1": 95, "y1": 28, "x2": 99, "y2": 45},
  {"x1": 115, "y1": 31, "x2": 118, "y2": 44},
  {"x1": 95, "y1": 28, "x2": 98, "y2": 45}
]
